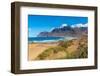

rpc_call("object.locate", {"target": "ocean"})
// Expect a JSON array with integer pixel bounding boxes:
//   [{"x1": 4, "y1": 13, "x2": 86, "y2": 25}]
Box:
[
  {"x1": 28, "y1": 37, "x2": 76, "y2": 43},
  {"x1": 28, "y1": 37, "x2": 64, "y2": 43}
]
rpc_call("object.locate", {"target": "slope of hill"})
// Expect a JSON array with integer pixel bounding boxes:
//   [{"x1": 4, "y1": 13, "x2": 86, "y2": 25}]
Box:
[{"x1": 35, "y1": 35, "x2": 88, "y2": 60}]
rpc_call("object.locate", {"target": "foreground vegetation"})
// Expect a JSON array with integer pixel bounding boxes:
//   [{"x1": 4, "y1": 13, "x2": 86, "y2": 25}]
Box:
[{"x1": 36, "y1": 35, "x2": 88, "y2": 60}]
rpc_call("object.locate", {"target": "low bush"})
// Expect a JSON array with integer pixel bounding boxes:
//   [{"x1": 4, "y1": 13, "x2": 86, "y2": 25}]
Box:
[
  {"x1": 58, "y1": 40, "x2": 73, "y2": 48},
  {"x1": 36, "y1": 46, "x2": 67, "y2": 60}
]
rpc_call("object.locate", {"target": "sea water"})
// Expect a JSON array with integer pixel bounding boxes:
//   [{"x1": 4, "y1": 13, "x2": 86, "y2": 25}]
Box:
[
  {"x1": 28, "y1": 37, "x2": 64, "y2": 43},
  {"x1": 28, "y1": 37, "x2": 76, "y2": 43}
]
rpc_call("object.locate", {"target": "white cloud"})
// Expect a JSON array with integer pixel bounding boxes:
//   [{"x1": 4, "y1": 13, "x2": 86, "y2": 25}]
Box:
[
  {"x1": 50, "y1": 27, "x2": 55, "y2": 31},
  {"x1": 50, "y1": 24, "x2": 68, "y2": 31},
  {"x1": 71, "y1": 23, "x2": 88, "y2": 28},
  {"x1": 28, "y1": 28, "x2": 36, "y2": 37},
  {"x1": 60, "y1": 24, "x2": 68, "y2": 28},
  {"x1": 83, "y1": 23, "x2": 88, "y2": 27},
  {"x1": 71, "y1": 25, "x2": 75, "y2": 28}
]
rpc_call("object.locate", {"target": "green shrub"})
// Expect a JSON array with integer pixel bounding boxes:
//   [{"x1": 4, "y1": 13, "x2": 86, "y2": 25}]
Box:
[
  {"x1": 64, "y1": 45, "x2": 88, "y2": 59},
  {"x1": 36, "y1": 46, "x2": 67, "y2": 60},
  {"x1": 58, "y1": 40, "x2": 72, "y2": 48},
  {"x1": 78, "y1": 46, "x2": 88, "y2": 58},
  {"x1": 36, "y1": 38, "x2": 88, "y2": 60}
]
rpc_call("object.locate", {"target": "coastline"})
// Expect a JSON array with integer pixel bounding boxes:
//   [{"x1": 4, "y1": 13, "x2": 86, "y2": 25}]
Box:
[{"x1": 28, "y1": 35, "x2": 88, "y2": 60}]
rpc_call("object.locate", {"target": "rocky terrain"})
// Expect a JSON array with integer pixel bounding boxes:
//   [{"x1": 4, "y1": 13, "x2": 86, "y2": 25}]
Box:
[{"x1": 37, "y1": 25, "x2": 87, "y2": 37}]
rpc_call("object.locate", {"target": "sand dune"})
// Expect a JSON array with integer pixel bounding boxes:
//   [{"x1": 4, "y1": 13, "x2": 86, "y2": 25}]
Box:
[
  {"x1": 28, "y1": 43, "x2": 57, "y2": 61},
  {"x1": 28, "y1": 35, "x2": 87, "y2": 60}
]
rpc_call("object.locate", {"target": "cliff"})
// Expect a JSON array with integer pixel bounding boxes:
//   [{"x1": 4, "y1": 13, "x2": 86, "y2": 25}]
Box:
[{"x1": 37, "y1": 25, "x2": 87, "y2": 37}]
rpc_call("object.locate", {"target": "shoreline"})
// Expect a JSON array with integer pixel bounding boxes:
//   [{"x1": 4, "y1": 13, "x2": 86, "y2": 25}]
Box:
[
  {"x1": 28, "y1": 35, "x2": 87, "y2": 60},
  {"x1": 28, "y1": 36, "x2": 77, "y2": 44}
]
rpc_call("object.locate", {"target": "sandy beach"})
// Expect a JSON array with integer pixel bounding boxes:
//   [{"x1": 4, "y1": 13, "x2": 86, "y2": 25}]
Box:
[
  {"x1": 28, "y1": 35, "x2": 87, "y2": 60},
  {"x1": 28, "y1": 42, "x2": 58, "y2": 61}
]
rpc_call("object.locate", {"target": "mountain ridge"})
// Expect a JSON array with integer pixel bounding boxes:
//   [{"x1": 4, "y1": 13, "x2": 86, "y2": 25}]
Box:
[{"x1": 37, "y1": 24, "x2": 88, "y2": 37}]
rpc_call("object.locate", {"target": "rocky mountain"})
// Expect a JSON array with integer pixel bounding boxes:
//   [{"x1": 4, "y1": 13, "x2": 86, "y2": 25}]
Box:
[{"x1": 37, "y1": 24, "x2": 88, "y2": 37}]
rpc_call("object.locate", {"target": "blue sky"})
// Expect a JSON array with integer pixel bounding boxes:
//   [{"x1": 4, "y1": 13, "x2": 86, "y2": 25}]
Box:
[{"x1": 28, "y1": 15, "x2": 88, "y2": 37}]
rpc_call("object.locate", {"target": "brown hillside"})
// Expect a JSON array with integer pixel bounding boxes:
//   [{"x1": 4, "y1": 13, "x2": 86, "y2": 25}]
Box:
[{"x1": 35, "y1": 35, "x2": 88, "y2": 60}]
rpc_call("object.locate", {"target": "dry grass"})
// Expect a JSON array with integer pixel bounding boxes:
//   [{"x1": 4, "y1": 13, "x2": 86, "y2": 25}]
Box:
[
  {"x1": 28, "y1": 43, "x2": 57, "y2": 61},
  {"x1": 29, "y1": 35, "x2": 88, "y2": 60}
]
